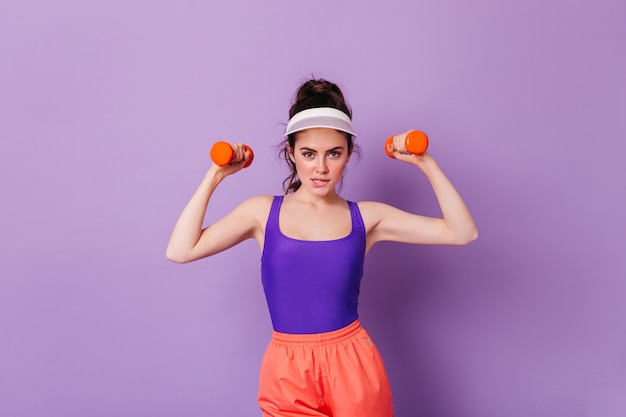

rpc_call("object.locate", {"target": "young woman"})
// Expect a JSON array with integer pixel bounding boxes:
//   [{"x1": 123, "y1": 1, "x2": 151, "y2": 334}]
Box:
[{"x1": 166, "y1": 78, "x2": 478, "y2": 417}]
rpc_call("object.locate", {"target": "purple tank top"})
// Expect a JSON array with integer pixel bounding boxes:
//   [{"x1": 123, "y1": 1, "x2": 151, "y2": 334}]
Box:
[{"x1": 261, "y1": 195, "x2": 366, "y2": 334}]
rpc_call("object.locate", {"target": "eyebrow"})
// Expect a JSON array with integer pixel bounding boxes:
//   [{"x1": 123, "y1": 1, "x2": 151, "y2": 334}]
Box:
[{"x1": 298, "y1": 146, "x2": 345, "y2": 152}]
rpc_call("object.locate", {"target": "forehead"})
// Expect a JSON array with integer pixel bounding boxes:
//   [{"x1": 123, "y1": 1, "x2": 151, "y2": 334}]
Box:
[{"x1": 294, "y1": 128, "x2": 348, "y2": 148}]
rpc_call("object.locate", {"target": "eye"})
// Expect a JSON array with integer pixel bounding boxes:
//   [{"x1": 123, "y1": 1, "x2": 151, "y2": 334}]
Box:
[
  {"x1": 302, "y1": 151, "x2": 314, "y2": 158},
  {"x1": 329, "y1": 151, "x2": 341, "y2": 158}
]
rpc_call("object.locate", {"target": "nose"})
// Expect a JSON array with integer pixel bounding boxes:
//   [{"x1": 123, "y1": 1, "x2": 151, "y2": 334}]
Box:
[{"x1": 315, "y1": 156, "x2": 329, "y2": 173}]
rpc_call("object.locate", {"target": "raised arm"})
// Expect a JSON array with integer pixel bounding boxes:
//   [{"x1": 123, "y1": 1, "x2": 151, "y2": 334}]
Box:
[
  {"x1": 166, "y1": 144, "x2": 264, "y2": 263},
  {"x1": 362, "y1": 145, "x2": 478, "y2": 250}
]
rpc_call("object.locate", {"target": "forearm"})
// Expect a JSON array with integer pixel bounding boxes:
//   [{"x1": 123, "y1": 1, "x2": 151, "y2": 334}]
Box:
[
  {"x1": 166, "y1": 166, "x2": 226, "y2": 262},
  {"x1": 419, "y1": 158, "x2": 478, "y2": 244}
]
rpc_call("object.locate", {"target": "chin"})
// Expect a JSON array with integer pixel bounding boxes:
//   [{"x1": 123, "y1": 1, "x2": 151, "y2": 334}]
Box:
[{"x1": 308, "y1": 185, "x2": 335, "y2": 196}]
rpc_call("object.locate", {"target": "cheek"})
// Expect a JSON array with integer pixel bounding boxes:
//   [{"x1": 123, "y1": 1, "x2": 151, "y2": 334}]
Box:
[
  {"x1": 326, "y1": 162, "x2": 347, "y2": 177},
  {"x1": 293, "y1": 157, "x2": 312, "y2": 171},
  {"x1": 333, "y1": 157, "x2": 350, "y2": 168},
  {"x1": 335, "y1": 164, "x2": 348, "y2": 174}
]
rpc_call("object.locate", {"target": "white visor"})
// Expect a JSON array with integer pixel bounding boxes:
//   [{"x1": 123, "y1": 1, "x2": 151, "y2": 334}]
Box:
[{"x1": 284, "y1": 107, "x2": 357, "y2": 137}]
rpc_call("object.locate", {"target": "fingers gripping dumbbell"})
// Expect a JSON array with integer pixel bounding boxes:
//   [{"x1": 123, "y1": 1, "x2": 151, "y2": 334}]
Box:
[
  {"x1": 210, "y1": 141, "x2": 254, "y2": 168},
  {"x1": 385, "y1": 130, "x2": 429, "y2": 158}
]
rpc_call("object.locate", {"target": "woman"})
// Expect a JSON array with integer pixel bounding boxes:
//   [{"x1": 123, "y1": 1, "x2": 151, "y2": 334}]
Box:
[{"x1": 166, "y1": 78, "x2": 478, "y2": 416}]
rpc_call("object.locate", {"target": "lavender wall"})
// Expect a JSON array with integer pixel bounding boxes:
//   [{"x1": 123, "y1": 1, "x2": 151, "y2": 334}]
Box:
[{"x1": 1, "y1": 1, "x2": 625, "y2": 416}]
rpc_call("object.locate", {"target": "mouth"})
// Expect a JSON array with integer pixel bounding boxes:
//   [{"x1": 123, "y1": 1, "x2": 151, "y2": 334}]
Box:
[{"x1": 311, "y1": 178, "x2": 330, "y2": 187}]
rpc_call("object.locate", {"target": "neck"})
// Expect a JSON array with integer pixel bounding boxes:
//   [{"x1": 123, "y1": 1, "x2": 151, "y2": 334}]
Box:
[{"x1": 290, "y1": 188, "x2": 343, "y2": 206}]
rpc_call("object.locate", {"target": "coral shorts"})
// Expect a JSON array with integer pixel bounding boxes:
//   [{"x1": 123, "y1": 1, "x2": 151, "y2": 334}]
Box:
[{"x1": 258, "y1": 320, "x2": 394, "y2": 417}]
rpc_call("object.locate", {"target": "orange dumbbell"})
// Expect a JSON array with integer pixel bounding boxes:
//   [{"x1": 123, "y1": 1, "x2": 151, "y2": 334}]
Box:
[
  {"x1": 385, "y1": 130, "x2": 429, "y2": 158},
  {"x1": 210, "y1": 141, "x2": 254, "y2": 168}
]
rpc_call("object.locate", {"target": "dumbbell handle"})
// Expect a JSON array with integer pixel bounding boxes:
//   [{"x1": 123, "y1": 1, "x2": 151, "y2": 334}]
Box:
[
  {"x1": 210, "y1": 141, "x2": 254, "y2": 168},
  {"x1": 385, "y1": 130, "x2": 429, "y2": 158}
]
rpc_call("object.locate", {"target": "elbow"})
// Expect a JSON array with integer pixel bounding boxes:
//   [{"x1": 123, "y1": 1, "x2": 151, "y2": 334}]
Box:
[
  {"x1": 166, "y1": 248, "x2": 192, "y2": 264},
  {"x1": 447, "y1": 226, "x2": 478, "y2": 246},
  {"x1": 458, "y1": 229, "x2": 479, "y2": 246}
]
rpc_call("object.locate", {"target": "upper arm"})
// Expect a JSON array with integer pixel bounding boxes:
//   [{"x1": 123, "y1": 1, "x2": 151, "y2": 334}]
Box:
[
  {"x1": 359, "y1": 201, "x2": 466, "y2": 250},
  {"x1": 185, "y1": 195, "x2": 271, "y2": 262}
]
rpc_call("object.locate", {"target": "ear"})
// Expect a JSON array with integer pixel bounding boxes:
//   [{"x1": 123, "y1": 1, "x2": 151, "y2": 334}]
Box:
[{"x1": 286, "y1": 142, "x2": 296, "y2": 163}]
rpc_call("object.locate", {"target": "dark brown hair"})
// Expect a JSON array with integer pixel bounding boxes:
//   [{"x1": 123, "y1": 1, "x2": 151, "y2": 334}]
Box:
[{"x1": 281, "y1": 78, "x2": 358, "y2": 194}]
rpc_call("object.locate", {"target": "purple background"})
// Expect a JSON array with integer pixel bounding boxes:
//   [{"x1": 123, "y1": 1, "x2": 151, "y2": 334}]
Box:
[{"x1": 1, "y1": 0, "x2": 625, "y2": 416}]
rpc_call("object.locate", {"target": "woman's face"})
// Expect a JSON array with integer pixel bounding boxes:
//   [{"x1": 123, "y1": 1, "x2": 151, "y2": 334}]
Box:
[{"x1": 289, "y1": 128, "x2": 351, "y2": 197}]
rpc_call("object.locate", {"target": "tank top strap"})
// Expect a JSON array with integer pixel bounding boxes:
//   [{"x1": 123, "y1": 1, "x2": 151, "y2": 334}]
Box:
[
  {"x1": 266, "y1": 195, "x2": 284, "y2": 235},
  {"x1": 347, "y1": 200, "x2": 366, "y2": 237}
]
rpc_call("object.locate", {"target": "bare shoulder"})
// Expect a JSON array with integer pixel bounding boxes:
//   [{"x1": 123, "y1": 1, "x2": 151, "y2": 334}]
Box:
[
  {"x1": 237, "y1": 194, "x2": 274, "y2": 212},
  {"x1": 356, "y1": 200, "x2": 395, "y2": 231},
  {"x1": 356, "y1": 200, "x2": 396, "y2": 216},
  {"x1": 235, "y1": 194, "x2": 275, "y2": 222},
  {"x1": 239, "y1": 194, "x2": 274, "y2": 207}
]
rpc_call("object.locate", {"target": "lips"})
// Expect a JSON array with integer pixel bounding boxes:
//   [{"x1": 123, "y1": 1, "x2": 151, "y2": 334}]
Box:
[{"x1": 311, "y1": 178, "x2": 330, "y2": 187}]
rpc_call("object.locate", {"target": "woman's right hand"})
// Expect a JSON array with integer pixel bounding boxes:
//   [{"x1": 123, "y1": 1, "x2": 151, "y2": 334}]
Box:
[{"x1": 211, "y1": 142, "x2": 253, "y2": 177}]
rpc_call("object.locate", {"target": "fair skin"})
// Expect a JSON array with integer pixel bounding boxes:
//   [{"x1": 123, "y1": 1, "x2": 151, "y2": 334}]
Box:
[{"x1": 166, "y1": 128, "x2": 477, "y2": 263}]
